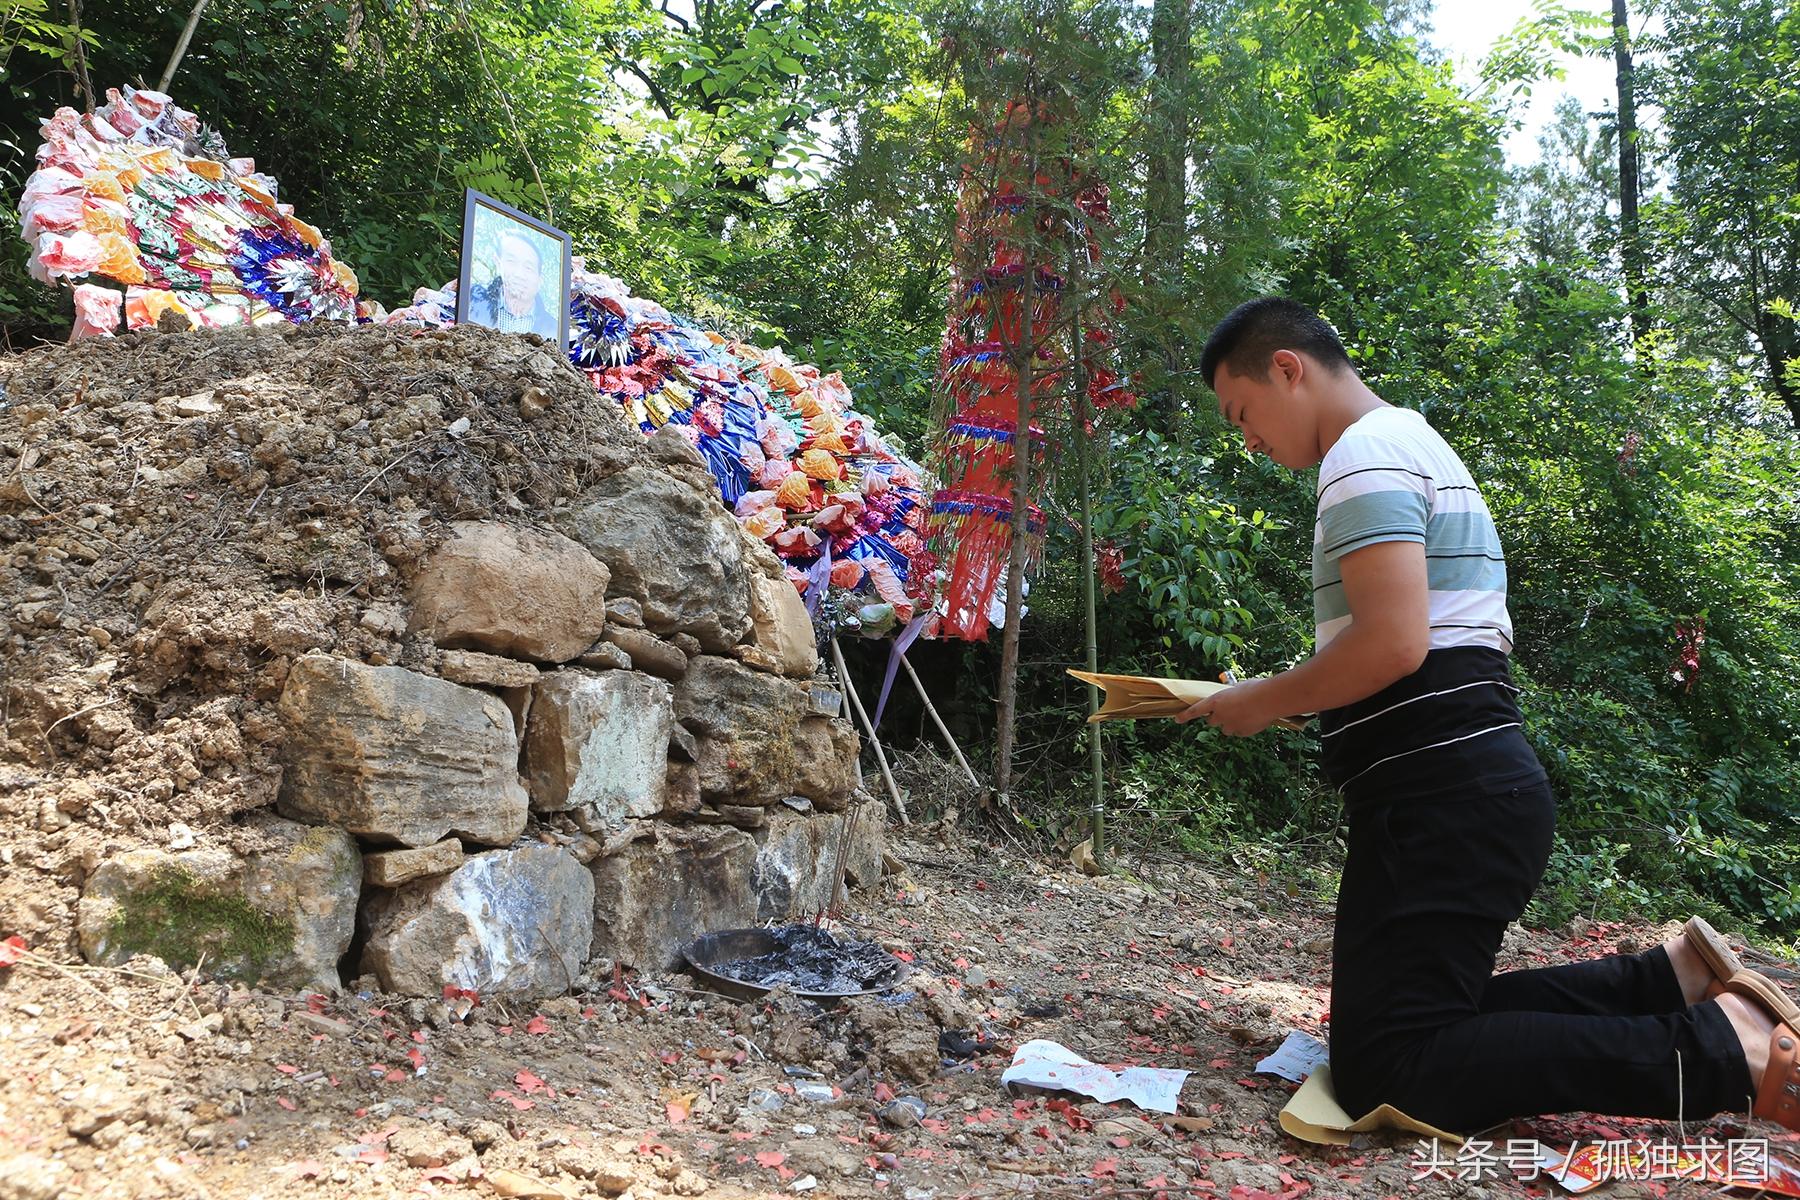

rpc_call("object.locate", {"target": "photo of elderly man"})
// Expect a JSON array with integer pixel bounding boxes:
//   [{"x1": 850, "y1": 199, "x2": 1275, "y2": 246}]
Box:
[{"x1": 458, "y1": 192, "x2": 569, "y2": 343}]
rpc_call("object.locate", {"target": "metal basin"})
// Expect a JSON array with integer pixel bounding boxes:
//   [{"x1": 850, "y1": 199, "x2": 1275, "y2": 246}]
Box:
[{"x1": 681, "y1": 926, "x2": 910, "y2": 1002}]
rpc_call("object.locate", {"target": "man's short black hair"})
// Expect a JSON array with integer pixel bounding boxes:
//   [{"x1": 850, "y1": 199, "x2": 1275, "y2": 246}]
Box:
[{"x1": 1198, "y1": 297, "x2": 1353, "y2": 390}]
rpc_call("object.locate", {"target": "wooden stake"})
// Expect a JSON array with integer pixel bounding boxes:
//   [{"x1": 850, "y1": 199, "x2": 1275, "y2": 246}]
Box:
[
  {"x1": 158, "y1": 0, "x2": 212, "y2": 94},
  {"x1": 67, "y1": 0, "x2": 93, "y2": 113},
  {"x1": 900, "y1": 652, "x2": 980, "y2": 791},
  {"x1": 831, "y1": 637, "x2": 909, "y2": 826},
  {"x1": 822, "y1": 799, "x2": 856, "y2": 923}
]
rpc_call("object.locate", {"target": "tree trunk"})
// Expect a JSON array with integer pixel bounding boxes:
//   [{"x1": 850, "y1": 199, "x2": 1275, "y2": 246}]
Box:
[
  {"x1": 1612, "y1": 0, "x2": 1649, "y2": 343},
  {"x1": 1759, "y1": 327, "x2": 1800, "y2": 429},
  {"x1": 1142, "y1": 0, "x2": 1191, "y2": 285},
  {"x1": 1141, "y1": 0, "x2": 1191, "y2": 425}
]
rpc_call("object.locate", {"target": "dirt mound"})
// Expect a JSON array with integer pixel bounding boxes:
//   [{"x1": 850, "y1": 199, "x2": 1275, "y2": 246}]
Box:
[{"x1": 0, "y1": 322, "x2": 640, "y2": 952}]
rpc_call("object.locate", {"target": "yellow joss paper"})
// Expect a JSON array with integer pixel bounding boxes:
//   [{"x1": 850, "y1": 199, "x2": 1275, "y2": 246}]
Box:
[
  {"x1": 80, "y1": 201, "x2": 129, "y2": 239},
  {"x1": 85, "y1": 173, "x2": 126, "y2": 205},
  {"x1": 96, "y1": 232, "x2": 147, "y2": 284},
  {"x1": 187, "y1": 158, "x2": 227, "y2": 182},
  {"x1": 776, "y1": 471, "x2": 811, "y2": 510},
  {"x1": 124, "y1": 287, "x2": 190, "y2": 329},
  {"x1": 769, "y1": 364, "x2": 803, "y2": 395},
  {"x1": 743, "y1": 506, "x2": 786, "y2": 539},
  {"x1": 645, "y1": 387, "x2": 678, "y2": 426},
  {"x1": 797, "y1": 448, "x2": 839, "y2": 481},
  {"x1": 138, "y1": 147, "x2": 180, "y2": 174},
  {"x1": 331, "y1": 260, "x2": 359, "y2": 296},
  {"x1": 290, "y1": 217, "x2": 324, "y2": 249},
  {"x1": 796, "y1": 391, "x2": 824, "y2": 418},
  {"x1": 237, "y1": 175, "x2": 275, "y2": 208}
]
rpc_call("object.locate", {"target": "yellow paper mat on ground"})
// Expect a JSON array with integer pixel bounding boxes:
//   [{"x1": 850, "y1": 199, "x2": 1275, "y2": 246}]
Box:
[{"x1": 1278, "y1": 1064, "x2": 1463, "y2": 1147}]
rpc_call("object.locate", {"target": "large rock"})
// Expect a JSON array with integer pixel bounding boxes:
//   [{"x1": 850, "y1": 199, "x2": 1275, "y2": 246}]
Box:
[
  {"x1": 600, "y1": 625, "x2": 689, "y2": 681},
  {"x1": 840, "y1": 796, "x2": 886, "y2": 889},
  {"x1": 662, "y1": 762, "x2": 702, "y2": 818},
  {"x1": 791, "y1": 715, "x2": 860, "y2": 812},
  {"x1": 589, "y1": 825, "x2": 758, "y2": 971},
  {"x1": 562, "y1": 466, "x2": 752, "y2": 652},
  {"x1": 77, "y1": 816, "x2": 358, "y2": 990},
  {"x1": 361, "y1": 846, "x2": 593, "y2": 997},
  {"x1": 523, "y1": 670, "x2": 673, "y2": 832},
  {"x1": 439, "y1": 649, "x2": 540, "y2": 689},
  {"x1": 673, "y1": 656, "x2": 812, "y2": 803},
  {"x1": 743, "y1": 569, "x2": 820, "y2": 679},
  {"x1": 364, "y1": 839, "x2": 465, "y2": 888},
  {"x1": 751, "y1": 800, "x2": 886, "y2": 922},
  {"x1": 409, "y1": 520, "x2": 610, "y2": 663},
  {"x1": 277, "y1": 655, "x2": 529, "y2": 848},
  {"x1": 752, "y1": 810, "x2": 840, "y2": 922}
]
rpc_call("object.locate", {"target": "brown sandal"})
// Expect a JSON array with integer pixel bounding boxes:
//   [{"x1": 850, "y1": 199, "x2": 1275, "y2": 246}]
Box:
[
  {"x1": 1684, "y1": 921, "x2": 1742, "y2": 1007},
  {"x1": 1725, "y1": 967, "x2": 1800, "y2": 1132},
  {"x1": 1729, "y1": 967, "x2": 1800, "y2": 1025},
  {"x1": 1684, "y1": 916, "x2": 1744, "y2": 1001},
  {"x1": 1753, "y1": 1021, "x2": 1800, "y2": 1131}
]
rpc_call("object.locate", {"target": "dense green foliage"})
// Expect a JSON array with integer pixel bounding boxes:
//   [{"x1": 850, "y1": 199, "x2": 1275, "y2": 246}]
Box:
[{"x1": 4, "y1": 0, "x2": 1797, "y2": 934}]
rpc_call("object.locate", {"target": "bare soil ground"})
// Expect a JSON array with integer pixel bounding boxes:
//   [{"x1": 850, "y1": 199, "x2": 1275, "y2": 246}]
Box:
[{"x1": 6, "y1": 824, "x2": 1795, "y2": 1200}]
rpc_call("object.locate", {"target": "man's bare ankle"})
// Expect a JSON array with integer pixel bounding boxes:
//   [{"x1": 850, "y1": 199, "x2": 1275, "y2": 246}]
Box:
[
  {"x1": 1663, "y1": 933, "x2": 1716, "y2": 1006},
  {"x1": 1717, "y1": 992, "x2": 1773, "y2": 1078}
]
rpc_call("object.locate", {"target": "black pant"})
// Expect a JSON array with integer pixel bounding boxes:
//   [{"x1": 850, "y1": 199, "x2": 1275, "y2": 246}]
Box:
[{"x1": 1328, "y1": 743, "x2": 1752, "y2": 1131}]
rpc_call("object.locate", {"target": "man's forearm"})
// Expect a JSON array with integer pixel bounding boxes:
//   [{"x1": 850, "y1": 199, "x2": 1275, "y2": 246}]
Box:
[{"x1": 1258, "y1": 621, "x2": 1426, "y2": 718}]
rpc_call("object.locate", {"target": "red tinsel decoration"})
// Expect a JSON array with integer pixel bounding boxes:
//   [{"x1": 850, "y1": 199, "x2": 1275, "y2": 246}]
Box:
[{"x1": 925, "y1": 97, "x2": 1131, "y2": 641}]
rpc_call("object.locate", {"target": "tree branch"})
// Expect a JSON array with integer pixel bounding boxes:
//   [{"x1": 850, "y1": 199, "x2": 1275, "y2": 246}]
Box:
[
  {"x1": 1669, "y1": 276, "x2": 1761, "y2": 341},
  {"x1": 617, "y1": 57, "x2": 677, "y2": 119}
]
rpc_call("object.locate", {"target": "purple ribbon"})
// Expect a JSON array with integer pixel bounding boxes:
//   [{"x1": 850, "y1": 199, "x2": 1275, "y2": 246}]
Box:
[
  {"x1": 871, "y1": 612, "x2": 929, "y2": 731},
  {"x1": 803, "y1": 536, "x2": 834, "y2": 620}
]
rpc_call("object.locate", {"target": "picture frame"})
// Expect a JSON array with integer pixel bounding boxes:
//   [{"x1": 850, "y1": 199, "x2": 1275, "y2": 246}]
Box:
[{"x1": 454, "y1": 188, "x2": 572, "y2": 348}]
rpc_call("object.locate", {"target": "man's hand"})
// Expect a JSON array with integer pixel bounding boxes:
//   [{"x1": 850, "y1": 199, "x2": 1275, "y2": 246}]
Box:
[
  {"x1": 1174, "y1": 540, "x2": 1430, "y2": 735},
  {"x1": 1175, "y1": 676, "x2": 1285, "y2": 736}
]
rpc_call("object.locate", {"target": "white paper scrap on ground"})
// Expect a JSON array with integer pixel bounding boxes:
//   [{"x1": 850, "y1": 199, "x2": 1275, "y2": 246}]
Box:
[
  {"x1": 1255, "y1": 1030, "x2": 1330, "y2": 1083},
  {"x1": 1000, "y1": 1039, "x2": 1190, "y2": 1114}
]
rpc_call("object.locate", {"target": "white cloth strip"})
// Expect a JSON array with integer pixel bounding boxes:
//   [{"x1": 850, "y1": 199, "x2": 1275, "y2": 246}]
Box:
[
  {"x1": 1335, "y1": 721, "x2": 1524, "y2": 792},
  {"x1": 1319, "y1": 679, "x2": 1522, "y2": 740}
]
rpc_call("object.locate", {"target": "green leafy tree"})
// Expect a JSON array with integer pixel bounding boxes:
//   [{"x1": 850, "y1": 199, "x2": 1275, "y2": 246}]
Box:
[{"x1": 1644, "y1": 0, "x2": 1800, "y2": 428}]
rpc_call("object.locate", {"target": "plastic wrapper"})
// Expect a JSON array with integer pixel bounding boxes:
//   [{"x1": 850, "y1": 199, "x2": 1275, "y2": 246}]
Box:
[
  {"x1": 29, "y1": 230, "x2": 100, "y2": 282},
  {"x1": 124, "y1": 285, "x2": 191, "y2": 330},
  {"x1": 70, "y1": 284, "x2": 123, "y2": 338}
]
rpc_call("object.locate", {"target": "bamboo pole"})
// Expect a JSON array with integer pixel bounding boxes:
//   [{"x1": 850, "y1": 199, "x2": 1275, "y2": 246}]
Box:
[
  {"x1": 831, "y1": 637, "x2": 909, "y2": 827},
  {"x1": 991, "y1": 109, "x2": 1039, "y2": 810},
  {"x1": 1069, "y1": 233, "x2": 1106, "y2": 868},
  {"x1": 158, "y1": 0, "x2": 211, "y2": 93},
  {"x1": 899, "y1": 652, "x2": 981, "y2": 790}
]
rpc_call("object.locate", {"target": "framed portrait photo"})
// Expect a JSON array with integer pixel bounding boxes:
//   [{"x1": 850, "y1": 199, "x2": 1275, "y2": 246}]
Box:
[{"x1": 455, "y1": 189, "x2": 572, "y2": 347}]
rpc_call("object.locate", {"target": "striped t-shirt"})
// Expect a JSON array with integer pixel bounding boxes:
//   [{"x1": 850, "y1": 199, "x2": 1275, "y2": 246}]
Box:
[{"x1": 1312, "y1": 407, "x2": 1537, "y2": 794}]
